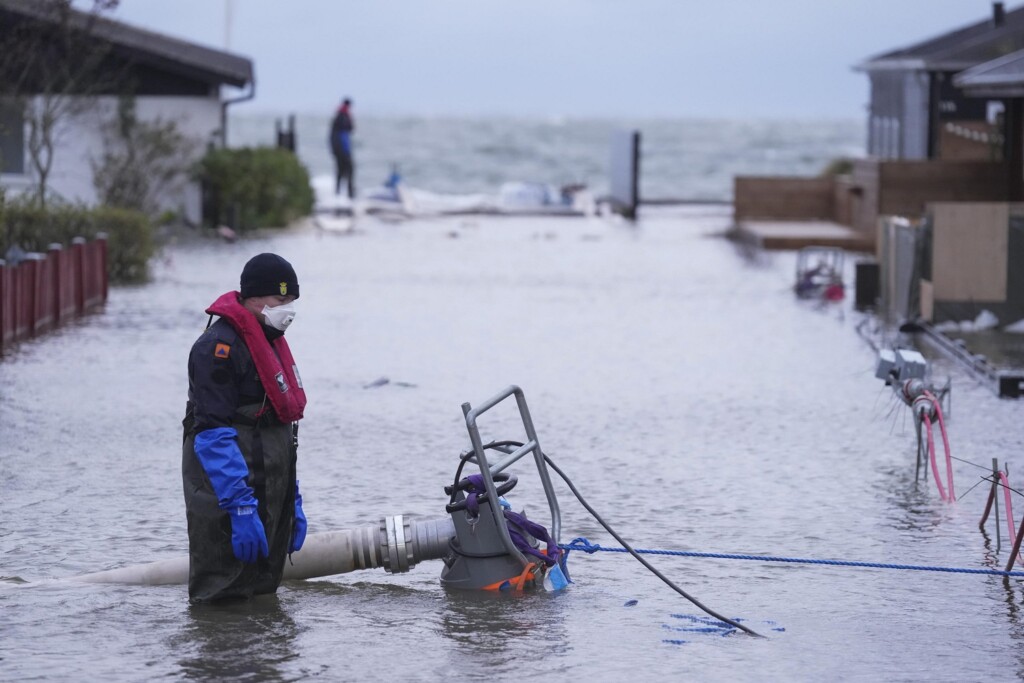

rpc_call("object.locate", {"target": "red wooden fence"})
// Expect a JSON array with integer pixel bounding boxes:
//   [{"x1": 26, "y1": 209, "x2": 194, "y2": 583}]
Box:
[{"x1": 0, "y1": 236, "x2": 108, "y2": 354}]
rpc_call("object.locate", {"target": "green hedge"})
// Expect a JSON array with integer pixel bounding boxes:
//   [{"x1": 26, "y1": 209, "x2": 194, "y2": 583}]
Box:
[
  {"x1": 0, "y1": 200, "x2": 154, "y2": 283},
  {"x1": 196, "y1": 147, "x2": 314, "y2": 231},
  {"x1": 97, "y1": 206, "x2": 155, "y2": 283},
  {"x1": 820, "y1": 157, "x2": 853, "y2": 177}
]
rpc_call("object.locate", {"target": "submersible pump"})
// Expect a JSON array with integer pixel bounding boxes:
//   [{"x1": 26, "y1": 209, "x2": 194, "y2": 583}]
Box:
[{"x1": 76, "y1": 386, "x2": 565, "y2": 592}]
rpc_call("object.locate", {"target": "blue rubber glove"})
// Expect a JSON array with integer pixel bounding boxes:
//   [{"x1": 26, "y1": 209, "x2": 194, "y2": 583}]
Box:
[
  {"x1": 194, "y1": 427, "x2": 258, "y2": 509},
  {"x1": 230, "y1": 505, "x2": 269, "y2": 564},
  {"x1": 291, "y1": 481, "x2": 307, "y2": 553}
]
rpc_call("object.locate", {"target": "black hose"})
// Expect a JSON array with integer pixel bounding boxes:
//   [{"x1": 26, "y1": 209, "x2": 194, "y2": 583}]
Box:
[
  {"x1": 542, "y1": 452, "x2": 764, "y2": 638},
  {"x1": 447, "y1": 440, "x2": 524, "y2": 508}
]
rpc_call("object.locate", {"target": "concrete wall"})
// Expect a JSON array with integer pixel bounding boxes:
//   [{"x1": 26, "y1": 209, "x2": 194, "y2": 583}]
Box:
[
  {"x1": 733, "y1": 176, "x2": 834, "y2": 221},
  {"x1": 4, "y1": 95, "x2": 219, "y2": 224}
]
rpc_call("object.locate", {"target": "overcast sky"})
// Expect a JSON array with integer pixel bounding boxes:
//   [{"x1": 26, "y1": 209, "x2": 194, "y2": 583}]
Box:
[{"x1": 106, "y1": 1, "x2": 1009, "y2": 119}]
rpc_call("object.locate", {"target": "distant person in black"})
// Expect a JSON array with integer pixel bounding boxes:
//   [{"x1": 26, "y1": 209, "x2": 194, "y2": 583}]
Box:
[{"x1": 329, "y1": 98, "x2": 355, "y2": 198}]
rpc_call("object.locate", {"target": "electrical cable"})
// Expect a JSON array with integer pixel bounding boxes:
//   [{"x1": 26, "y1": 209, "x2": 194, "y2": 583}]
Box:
[
  {"x1": 923, "y1": 413, "x2": 948, "y2": 501},
  {"x1": 998, "y1": 471, "x2": 1024, "y2": 569},
  {"x1": 950, "y1": 455, "x2": 992, "y2": 471},
  {"x1": 925, "y1": 390, "x2": 955, "y2": 500},
  {"x1": 957, "y1": 475, "x2": 990, "y2": 500},
  {"x1": 540, "y1": 452, "x2": 763, "y2": 638},
  {"x1": 448, "y1": 440, "x2": 525, "y2": 508}
]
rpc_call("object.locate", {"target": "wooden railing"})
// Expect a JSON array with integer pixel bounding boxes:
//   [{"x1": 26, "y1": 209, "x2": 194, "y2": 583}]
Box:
[{"x1": 0, "y1": 236, "x2": 108, "y2": 354}]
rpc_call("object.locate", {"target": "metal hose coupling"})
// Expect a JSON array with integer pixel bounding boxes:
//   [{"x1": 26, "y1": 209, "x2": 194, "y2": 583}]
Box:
[
  {"x1": 379, "y1": 514, "x2": 455, "y2": 573},
  {"x1": 295, "y1": 515, "x2": 456, "y2": 577}
]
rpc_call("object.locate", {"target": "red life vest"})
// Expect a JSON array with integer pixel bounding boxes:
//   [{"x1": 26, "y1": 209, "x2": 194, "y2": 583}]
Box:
[{"x1": 207, "y1": 291, "x2": 306, "y2": 422}]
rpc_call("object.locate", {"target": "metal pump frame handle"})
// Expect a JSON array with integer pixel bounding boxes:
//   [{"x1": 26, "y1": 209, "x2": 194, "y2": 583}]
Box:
[{"x1": 461, "y1": 385, "x2": 561, "y2": 569}]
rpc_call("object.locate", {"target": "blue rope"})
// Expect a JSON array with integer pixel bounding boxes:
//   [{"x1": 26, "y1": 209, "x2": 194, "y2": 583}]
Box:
[{"x1": 559, "y1": 537, "x2": 1024, "y2": 578}]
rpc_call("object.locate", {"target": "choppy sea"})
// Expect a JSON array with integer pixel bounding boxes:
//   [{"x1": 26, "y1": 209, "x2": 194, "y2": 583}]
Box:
[{"x1": 229, "y1": 114, "x2": 864, "y2": 200}]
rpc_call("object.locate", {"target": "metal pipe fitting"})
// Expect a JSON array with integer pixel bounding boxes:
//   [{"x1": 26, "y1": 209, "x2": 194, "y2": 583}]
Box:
[
  {"x1": 900, "y1": 378, "x2": 927, "y2": 406},
  {"x1": 912, "y1": 394, "x2": 936, "y2": 420}
]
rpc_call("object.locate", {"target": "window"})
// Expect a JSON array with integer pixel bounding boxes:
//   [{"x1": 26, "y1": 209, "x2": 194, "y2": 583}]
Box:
[{"x1": 0, "y1": 100, "x2": 25, "y2": 174}]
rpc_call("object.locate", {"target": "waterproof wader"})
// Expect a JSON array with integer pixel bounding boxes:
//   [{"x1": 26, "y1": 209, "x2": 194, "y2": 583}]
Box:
[{"x1": 182, "y1": 404, "x2": 296, "y2": 603}]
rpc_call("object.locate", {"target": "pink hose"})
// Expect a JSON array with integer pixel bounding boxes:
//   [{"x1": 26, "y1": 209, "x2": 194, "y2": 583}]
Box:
[
  {"x1": 923, "y1": 414, "x2": 948, "y2": 501},
  {"x1": 924, "y1": 391, "x2": 955, "y2": 501},
  {"x1": 998, "y1": 471, "x2": 1024, "y2": 568}
]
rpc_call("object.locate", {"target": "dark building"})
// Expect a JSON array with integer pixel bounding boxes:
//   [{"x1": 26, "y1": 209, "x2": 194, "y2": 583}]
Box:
[{"x1": 857, "y1": 2, "x2": 1024, "y2": 164}]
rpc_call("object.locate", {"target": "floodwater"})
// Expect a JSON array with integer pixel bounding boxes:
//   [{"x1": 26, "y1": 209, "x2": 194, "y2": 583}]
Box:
[{"x1": 2, "y1": 206, "x2": 1023, "y2": 681}]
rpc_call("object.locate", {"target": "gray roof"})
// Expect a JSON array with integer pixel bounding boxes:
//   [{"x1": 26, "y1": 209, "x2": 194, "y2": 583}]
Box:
[
  {"x1": 857, "y1": 4, "x2": 1024, "y2": 72},
  {"x1": 954, "y1": 48, "x2": 1024, "y2": 96},
  {"x1": 0, "y1": 0, "x2": 252, "y2": 87}
]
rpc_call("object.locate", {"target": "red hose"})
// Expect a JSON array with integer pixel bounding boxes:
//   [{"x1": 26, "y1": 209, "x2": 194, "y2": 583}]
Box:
[
  {"x1": 924, "y1": 390, "x2": 955, "y2": 502},
  {"x1": 998, "y1": 471, "x2": 1024, "y2": 568},
  {"x1": 923, "y1": 413, "x2": 948, "y2": 502}
]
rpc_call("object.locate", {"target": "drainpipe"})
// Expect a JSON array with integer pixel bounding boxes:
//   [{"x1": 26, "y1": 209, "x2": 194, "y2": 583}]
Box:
[
  {"x1": 220, "y1": 76, "x2": 256, "y2": 147},
  {"x1": 71, "y1": 515, "x2": 455, "y2": 585}
]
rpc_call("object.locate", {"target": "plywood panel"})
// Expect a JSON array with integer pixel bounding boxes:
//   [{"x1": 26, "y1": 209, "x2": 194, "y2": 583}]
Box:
[{"x1": 931, "y1": 202, "x2": 1008, "y2": 301}]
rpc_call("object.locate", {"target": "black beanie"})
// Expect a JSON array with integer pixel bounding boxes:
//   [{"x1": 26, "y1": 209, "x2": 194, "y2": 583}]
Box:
[{"x1": 240, "y1": 253, "x2": 300, "y2": 299}]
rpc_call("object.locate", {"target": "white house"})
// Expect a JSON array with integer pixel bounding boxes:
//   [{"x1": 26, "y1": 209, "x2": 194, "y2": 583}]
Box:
[{"x1": 0, "y1": 0, "x2": 254, "y2": 224}]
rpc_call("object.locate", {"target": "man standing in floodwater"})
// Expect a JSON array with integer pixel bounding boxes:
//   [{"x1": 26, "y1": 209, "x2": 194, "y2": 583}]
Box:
[
  {"x1": 330, "y1": 97, "x2": 355, "y2": 198},
  {"x1": 181, "y1": 253, "x2": 308, "y2": 603}
]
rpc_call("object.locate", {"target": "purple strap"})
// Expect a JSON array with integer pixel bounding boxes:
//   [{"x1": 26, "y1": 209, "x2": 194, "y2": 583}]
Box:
[
  {"x1": 504, "y1": 510, "x2": 560, "y2": 566},
  {"x1": 459, "y1": 475, "x2": 559, "y2": 566},
  {"x1": 463, "y1": 474, "x2": 486, "y2": 516}
]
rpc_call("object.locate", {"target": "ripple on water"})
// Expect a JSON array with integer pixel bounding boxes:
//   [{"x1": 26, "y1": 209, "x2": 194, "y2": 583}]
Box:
[{"x1": 1, "y1": 209, "x2": 1022, "y2": 680}]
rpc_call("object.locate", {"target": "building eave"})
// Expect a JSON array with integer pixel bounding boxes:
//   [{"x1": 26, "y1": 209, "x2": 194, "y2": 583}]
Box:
[{"x1": 0, "y1": 0, "x2": 253, "y2": 88}]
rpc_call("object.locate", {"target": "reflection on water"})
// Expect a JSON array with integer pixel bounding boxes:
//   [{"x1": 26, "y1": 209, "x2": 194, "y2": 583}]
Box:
[
  {"x1": 440, "y1": 590, "x2": 571, "y2": 665},
  {"x1": 996, "y1": 579, "x2": 1024, "y2": 680},
  {"x1": 947, "y1": 331, "x2": 1024, "y2": 370},
  {"x1": 174, "y1": 595, "x2": 301, "y2": 682},
  {"x1": 1, "y1": 207, "x2": 1023, "y2": 680},
  {"x1": 875, "y1": 463, "x2": 946, "y2": 534}
]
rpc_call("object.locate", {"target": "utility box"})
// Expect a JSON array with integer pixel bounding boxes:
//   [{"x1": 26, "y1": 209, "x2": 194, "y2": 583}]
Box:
[
  {"x1": 855, "y1": 260, "x2": 880, "y2": 311},
  {"x1": 876, "y1": 348, "x2": 928, "y2": 380},
  {"x1": 895, "y1": 348, "x2": 928, "y2": 379},
  {"x1": 875, "y1": 349, "x2": 897, "y2": 380}
]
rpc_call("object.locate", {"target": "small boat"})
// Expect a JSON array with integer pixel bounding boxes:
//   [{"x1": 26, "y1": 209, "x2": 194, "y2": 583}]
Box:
[{"x1": 794, "y1": 246, "x2": 845, "y2": 301}]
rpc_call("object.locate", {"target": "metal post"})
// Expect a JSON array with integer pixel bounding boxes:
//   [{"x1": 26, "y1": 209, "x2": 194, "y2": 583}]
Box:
[
  {"x1": 980, "y1": 458, "x2": 1000, "y2": 531},
  {"x1": 995, "y1": 460, "x2": 1002, "y2": 554}
]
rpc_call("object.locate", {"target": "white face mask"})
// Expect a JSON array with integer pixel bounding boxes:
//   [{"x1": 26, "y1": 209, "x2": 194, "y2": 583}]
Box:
[{"x1": 262, "y1": 302, "x2": 297, "y2": 332}]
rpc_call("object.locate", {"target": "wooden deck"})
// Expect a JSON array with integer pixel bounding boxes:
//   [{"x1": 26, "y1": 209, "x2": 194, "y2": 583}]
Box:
[{"x1": 733, "y1": 220, "x2": 875, "y2": 252}]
